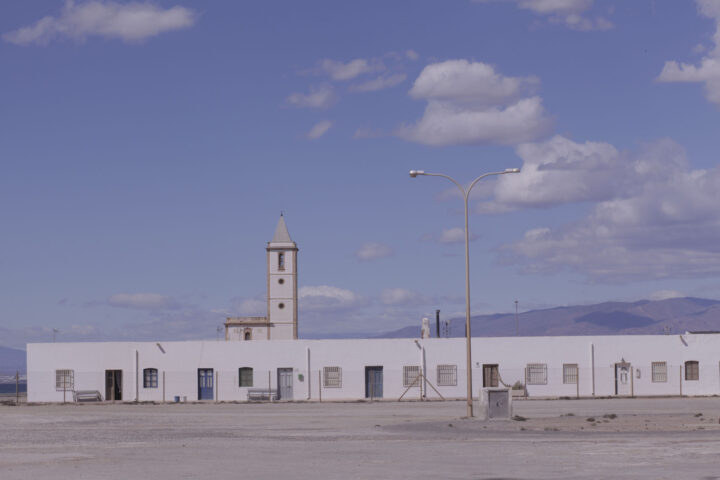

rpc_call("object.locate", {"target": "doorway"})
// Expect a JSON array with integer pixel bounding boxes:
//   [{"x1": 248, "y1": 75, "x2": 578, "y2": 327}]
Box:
[
  {"x1": 105, "y1": 370, "x2": 122, "y2": 401},
  {"x1": 277, "y1": 368, "x2": 293, "y2": 400},
  {"x1": 198, "y1": 368, "x2": 214, "y2": 400},
  {"x1": 483, "y1": 364, "x2": 499, "y2": 388},
  {"x1": 365, "y1": 366, "x2": 383, "y2": 398},
  {"x1": 615, "y1": 362, "x2": 631, "y2": 396}
]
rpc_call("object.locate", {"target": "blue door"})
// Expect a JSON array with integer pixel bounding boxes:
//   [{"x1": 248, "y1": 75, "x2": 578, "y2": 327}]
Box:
[
  {"x1": 365, "y1": 366, "x2": 383, "y2": 398},
  {"x1": 198, "y1": 368, "x2": 214, "y2": 400}
]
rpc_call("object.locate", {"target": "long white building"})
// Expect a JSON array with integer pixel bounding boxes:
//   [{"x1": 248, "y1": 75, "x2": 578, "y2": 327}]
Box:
[{"x1": 26, "y1": 216, "x2": 720, "y2": 403}]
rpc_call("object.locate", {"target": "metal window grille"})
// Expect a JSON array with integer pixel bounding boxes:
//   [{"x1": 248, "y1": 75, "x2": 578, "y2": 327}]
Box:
[
  {"x1": 403, "y1": 366, "x2": 421, "y2": 387},
  {"x1": 239, "y1": 367, "x2": 253, "y2": 387},
  {"x1": 651, "y1": 362, "x2": 667, "y2": 383},
  {"x1": 55, "y1": 369, "x2": 74, "y2": 391},
  {"x1": 685, "y1": 361, "x2": 699, "y2": 381},
  {"x1": 323, "y1": 366, "x2": 342, "y2": 388},
  {"x1": 143, "y1": 368, "x2": 158, "y2": 388},
  {"x1": 436, "y1": 364, "x2": 457, "y2": 386},
  {"x1": 563, "y1": 364, "x2": 578, "y2": 384},
  {"x1": 526, "y1": 363, "x2": 547, "y2": 385}
]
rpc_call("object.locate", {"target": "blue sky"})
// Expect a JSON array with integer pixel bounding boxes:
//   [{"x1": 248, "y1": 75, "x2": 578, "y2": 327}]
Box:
[{"x1": 3, "y1": 0, "x2": 720, "y2": 348}]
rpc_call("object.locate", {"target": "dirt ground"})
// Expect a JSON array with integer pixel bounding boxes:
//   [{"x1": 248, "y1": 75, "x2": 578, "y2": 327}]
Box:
[{"x1": 2, "y1": 397, "x2": 720, "y2": 479}]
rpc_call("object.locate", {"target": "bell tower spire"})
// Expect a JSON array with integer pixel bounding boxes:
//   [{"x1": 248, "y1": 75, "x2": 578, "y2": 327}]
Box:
[{"x1": 266, "y1": 213, "x2": 298, "y2": 339}]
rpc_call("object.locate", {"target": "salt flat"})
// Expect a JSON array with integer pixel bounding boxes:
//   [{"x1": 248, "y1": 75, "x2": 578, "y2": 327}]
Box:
[{"x1": 2, "y1": 398, "x2": 720, "y2": 479}]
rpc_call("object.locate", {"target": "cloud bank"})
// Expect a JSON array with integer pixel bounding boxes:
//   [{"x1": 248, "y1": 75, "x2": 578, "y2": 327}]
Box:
[
  {"x1": 397, "y1": 60, "x2": 552, "y2": 146},
  {"x1": 3, "y1": 0, "x2": 196, "y2": 46}
]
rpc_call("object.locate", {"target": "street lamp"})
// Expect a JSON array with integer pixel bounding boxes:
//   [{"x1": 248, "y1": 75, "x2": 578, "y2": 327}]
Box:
[{"x1": 409, "y1": 167, "x2": 520, "y2": 417}]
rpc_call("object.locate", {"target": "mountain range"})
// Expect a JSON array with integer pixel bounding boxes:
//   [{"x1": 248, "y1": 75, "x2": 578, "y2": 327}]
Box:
[{"x1": 379, "y1": 297, "x2": 720, "y2": 339}]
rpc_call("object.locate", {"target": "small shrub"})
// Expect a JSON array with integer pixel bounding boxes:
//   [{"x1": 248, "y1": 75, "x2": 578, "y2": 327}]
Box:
[
  {"x1": 586, "y1": 417, "x2": 595, "y2": 422},
  {"x1": 512, "y1": 415, "x2": 527, "y2": 421}
]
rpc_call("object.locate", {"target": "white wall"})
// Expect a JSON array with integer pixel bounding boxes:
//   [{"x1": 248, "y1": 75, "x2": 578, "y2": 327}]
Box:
[{"x1": 26, "y1": 333, "x2": 720, "y2": 403}]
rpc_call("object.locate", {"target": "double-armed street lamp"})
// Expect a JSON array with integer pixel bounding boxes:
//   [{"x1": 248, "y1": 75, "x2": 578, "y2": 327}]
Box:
[{"x1": 409, "y1": 168, "x2": 520, "y2": 417}]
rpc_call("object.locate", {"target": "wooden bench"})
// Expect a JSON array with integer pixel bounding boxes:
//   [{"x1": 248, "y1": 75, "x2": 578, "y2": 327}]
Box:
[
  {"x1": 73, "y1": 390, "x2": 103, "y2": 402},
  {"x1": 247, "y1": 388, "x2": 276, "y2": 401}
]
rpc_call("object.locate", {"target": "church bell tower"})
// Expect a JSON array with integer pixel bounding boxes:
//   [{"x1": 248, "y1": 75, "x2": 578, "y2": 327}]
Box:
[{"x1": 266, "y1": 214, "x2": 298, "y2": 339}]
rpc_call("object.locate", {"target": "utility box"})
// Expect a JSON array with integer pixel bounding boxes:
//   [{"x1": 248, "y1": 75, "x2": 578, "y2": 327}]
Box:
[{"x1": 479, "y1": 388, "x2": 512, "y2": 420}]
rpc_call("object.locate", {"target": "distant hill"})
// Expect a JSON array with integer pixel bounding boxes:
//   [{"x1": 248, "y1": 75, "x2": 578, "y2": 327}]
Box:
[
  {"x1": 0, "y1": 346, "x2": 26, "y2": 373},
  {"x1": 378, "y1": 297, "x2": 720, "y2": 339}
]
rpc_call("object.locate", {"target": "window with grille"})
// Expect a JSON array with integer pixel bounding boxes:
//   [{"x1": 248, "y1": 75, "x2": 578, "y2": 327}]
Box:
[
  {"x1": 55, "y1": 369, "x2": 74, "y2": 391},
  {"x1": 143, "y1": 368, "x2": 158, "y2": 388},
  {"x1": 403, "y1": 366, "x2": 421, "y2": 387},
  {"x1": 238, "y1": 367, "x2": 253, "y2": 387},
  {"x1": 436, "y1": 364, "x2": 457, "y2": 386},
  {"x1": 323, "y1": 366, "x2": 342, "y2": 388},
  {"x1": 685, "y1": 361, "x2": 699, "y2": 381},
  {"x1": 526, "y1": 363, "x2": 547, "y2": 385},
  {"x1": 651, "y1": 362, "x2": 667, "y2": 383},
  {"x1": 563, "y1": 364, "x2": 578, "y2": 384}
]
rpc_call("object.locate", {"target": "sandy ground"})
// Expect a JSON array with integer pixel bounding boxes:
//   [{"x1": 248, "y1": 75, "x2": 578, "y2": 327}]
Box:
[{"x1": 2, "y1": 397, "x2": 720, "y2": 479}]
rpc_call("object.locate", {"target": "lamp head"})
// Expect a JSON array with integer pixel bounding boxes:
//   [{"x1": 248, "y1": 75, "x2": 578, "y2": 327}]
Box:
[
  {"x1": 505, "y1": 168, "x2": 521, "y2": 173},
  {"x1": 409, "y1": 170, "x2": 425, "y2": 178}
]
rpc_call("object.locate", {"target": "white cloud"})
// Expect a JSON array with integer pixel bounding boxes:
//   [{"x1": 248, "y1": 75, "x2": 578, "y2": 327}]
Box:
[
  {"x1": 299, "y1": 285, "x2": 362, "y2": 312},
  {"x1": 649, "y1": 290, "x2": 686, "y2": 301},
  {"x1": 318, "y1": 58, "x2": 380, "y2": 81},
  {"x1": 439, "y1": 227, "x2": 482, "y2": 244},
  {"x1": 306, "y1": 120, "x2": 332, "y2": 139},
  {"x1": 3, "y1": 0, "x2": 196, "y2": 46},
  {"x1": 350, "y1": 73, "x2": 407, "y2": 92},
  {"x1": 406, "y1": 49, "x2": 419, "y2": 60},
  {"x1": 657, "y1": 1, "x2": 720, "y2": 106},
  {"x1": 502, "y1": 138, "x2": 720, "y2": 281},
  {"x1": 398, "y1": 60, "x2": 552, "y2": 146},
  {"x1": 380, "y1": 288, "x2": 424, "y2": 306},
  {"x1": 409, "y1": 59, "x2": 537, "y2": 106},
  {"x1": 235, "y1": 297, "x2": 266, "y2": 316},
  {"x1": 107, "y1": 293, "x2": 178, "y2": 310},
  {"x1": 473, "y1": 0, "x2": 612, "y2": 31},
  {"x1": 287, "y1": 85, "x2": 336, "y2": 109},
  {"x1": 398, "y1": 96, "x2": 552, "y2": 146},
  {"x1": 355, "y1": 242, "x2": 394, "y2": 261}
]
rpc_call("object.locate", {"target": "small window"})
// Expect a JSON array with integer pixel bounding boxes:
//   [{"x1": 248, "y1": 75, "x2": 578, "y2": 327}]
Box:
[
  {"x1": 143, "y1": 368, "x2": 158, "y2": 388},
  {"x1": 526, "y1": 363, "x2": 547, "y2": 385},
  {"x1": 239, "y1": 367, "x2": 253, "y2": 387},
  {"x1": 563, "y1": 364, "x2": 578, "y2": 384},
  {"x1": 403, "y1": 366, "x2": 421, "y2": 387},
  {"x1": 437, "y1": 364, "x2": 457, "y2": 386},
  {"x1": 651, "y1": 362, "x2": 667, "y2": 383},
  {"x1": 278, "y1": 252, "x2": 285, "y2": 271},
  {"x1": 278, "y1": 302, "x2": 285, "y2": 309},
  {"x1": 278, "y1": 278, "x2": 284, "y2": 284},
  {"x1": 685, "y1": 361, "x2": 699, "y2": 381},
  {"x1": 55, "y1": 369, "x2": 74, "y2": 391},
  {"x1": 323, "y1": 366, "x2": 342, "y2": 388}
]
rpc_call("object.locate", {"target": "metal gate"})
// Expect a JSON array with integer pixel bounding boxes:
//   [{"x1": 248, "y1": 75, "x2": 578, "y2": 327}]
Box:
[
  {"x1": 365, "y1": 366, "x2": 383, "y2": 398},
  {"x1": 277, "y1": 368, "x2": 293, "y2": 400},
  {"x1": 105, "y1": 370, "x2": 122, "y2": 401},
  {"x1": 198, "y1": 368, "x2": 214, "y2": 400}
]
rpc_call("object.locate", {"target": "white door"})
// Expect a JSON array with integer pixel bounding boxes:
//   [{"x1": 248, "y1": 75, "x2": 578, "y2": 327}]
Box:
[{"x1": 615, "y1": 364, "x2": 631, "y2": 396}]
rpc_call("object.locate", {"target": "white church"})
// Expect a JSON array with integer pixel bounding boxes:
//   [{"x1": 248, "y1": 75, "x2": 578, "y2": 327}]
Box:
[
  {"x1": 223, "y1": 214, "x2": 298, "y2": 342},
  {"x1": 25, "y1": 216, "x2": 720, "y2": 403}
]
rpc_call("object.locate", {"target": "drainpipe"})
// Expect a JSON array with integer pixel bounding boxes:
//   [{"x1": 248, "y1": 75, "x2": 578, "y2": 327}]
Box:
[
  {"x1": 135, "y1": 350, "x2": 139, "y2": 403},
  {"x1": 421, "y1": 344, "x2": 427, "y2": 398},
  {"x1": 306, "y1": 346, "x2": 311, "y2": 400},
  {"x1": 590, "y1": 343, "x2": 595, "y2": 396}
]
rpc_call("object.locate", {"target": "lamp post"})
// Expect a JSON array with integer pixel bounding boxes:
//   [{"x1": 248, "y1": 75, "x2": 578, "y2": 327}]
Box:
[{"x1": 409, "y1": 168, "x2": 520, "y2": 417}]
